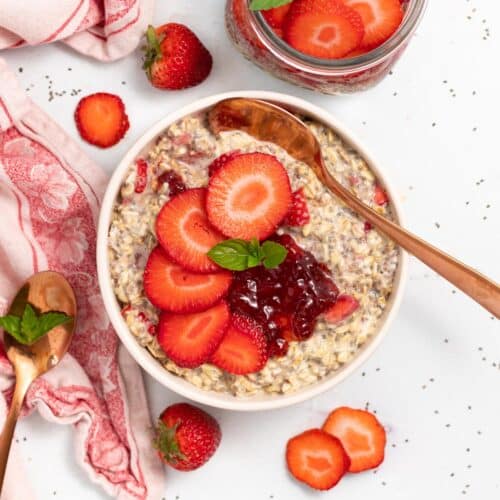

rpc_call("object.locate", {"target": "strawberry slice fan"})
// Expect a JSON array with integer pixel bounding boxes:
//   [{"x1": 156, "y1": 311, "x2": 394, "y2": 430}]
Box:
[{"x1": 0, "y1": 60, "x2": 164, "y2": 499}]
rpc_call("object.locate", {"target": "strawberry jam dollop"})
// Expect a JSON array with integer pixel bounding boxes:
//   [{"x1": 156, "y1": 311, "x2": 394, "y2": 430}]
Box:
[
  {"x1": 227, "y1": 234, "x2": 339, "y2": 357},
  {"x1": 157, "y1": 170, "x2": 186, "y2": 197}
]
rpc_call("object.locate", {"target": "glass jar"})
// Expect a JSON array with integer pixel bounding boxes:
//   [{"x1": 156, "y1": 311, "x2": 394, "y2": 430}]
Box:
[{"x1": 225, "y1": 0, "x2": 428, "y2": 94}]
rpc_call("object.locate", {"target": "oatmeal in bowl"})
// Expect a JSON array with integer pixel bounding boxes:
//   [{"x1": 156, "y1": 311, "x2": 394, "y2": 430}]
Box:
[{"x1": 97, "y1": 91, "x2": 407, "y2": 411}]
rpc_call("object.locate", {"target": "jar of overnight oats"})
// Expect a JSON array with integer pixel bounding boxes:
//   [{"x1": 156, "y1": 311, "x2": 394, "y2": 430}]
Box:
[{"x1": 225, "y1": 0, "x2": 428, "y2": 95}]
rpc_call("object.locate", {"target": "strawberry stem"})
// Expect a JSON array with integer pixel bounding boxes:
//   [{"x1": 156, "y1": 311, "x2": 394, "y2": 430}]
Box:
[
  {"x1": 153, "y1": 420, "x2": 186, "y2": 464},
  {"x1": 143, "y1": 25, "x2": 162, "y2": 78}
]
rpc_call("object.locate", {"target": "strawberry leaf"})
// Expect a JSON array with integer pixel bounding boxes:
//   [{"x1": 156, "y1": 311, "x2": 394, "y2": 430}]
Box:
[
  {"x1": 250, "y1": 0, "x2": 293, "y2": 11},
  {"x1": 143, "y1": 25, "x2": 163, "y2": 77},
  {"x1": 153, "y1": 421, "x2": 186, "y2": 465}
]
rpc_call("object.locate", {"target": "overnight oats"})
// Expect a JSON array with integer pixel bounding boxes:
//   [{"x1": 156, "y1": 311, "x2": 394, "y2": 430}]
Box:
[
  {"x1": 108, "y1": 110, "x2": 400, "y2": 397},
  {"x1": 226, "y1": 0, "x2": 427, "y2": 94}
]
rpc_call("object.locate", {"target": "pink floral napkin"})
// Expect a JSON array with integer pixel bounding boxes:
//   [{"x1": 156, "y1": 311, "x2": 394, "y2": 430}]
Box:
[
  {"x1": 0, "y1": 0, "x2": 154, "y2": 61},
  {"x1": 0, "y1": 59, "x2": 164, "y2": 499}
]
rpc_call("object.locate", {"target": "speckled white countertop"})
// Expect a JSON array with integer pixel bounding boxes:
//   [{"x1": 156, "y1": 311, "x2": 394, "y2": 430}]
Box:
[{"x1": 2, "y1": 0, "x2": 499, "y2": 499}]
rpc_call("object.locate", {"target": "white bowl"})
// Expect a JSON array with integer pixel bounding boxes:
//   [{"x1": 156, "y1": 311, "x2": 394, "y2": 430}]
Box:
[{"x1": 97, "y1": 91, "x2": 408, "y2": 412}]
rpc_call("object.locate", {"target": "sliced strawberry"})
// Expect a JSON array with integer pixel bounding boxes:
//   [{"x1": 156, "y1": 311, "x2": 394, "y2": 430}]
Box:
[
  {"x1": 262, "y1": 3, "x2": 292, "y2": 29},
  {"x1": 283, "y1": 188, "x2": 311, "y2": 226},
  {"x1": 210, "y1": 314, "x2": 268, "y2": 374},
  {"x1": 272, "y1": 27, "x2": 284, "y2": 38},
  {"x1": 208, "y1": 150, "x2": 241, "y2": 177},
  {"x1": 286, "y1": 429, "x2": 350, "y2": 491},
  {"x1": 74, "y1": 92, "x2": 129, "y2": 148},
  {"x1": 342, "y1": 46, "x2": 369, "y2": 58},
  {"x1": 143, "y1": 246, "x2": 232, "y2": 313},
  {"x1": 374, "y1": 184, "x2": 389, "y2": 205},
  {"x1": 324, "y1": 294, "x2": 360, "y2": 323},
  {"x1": 157, "y1": 301, "x2": 230, "y2": 368},
  {"x1": 322, "y1": 407, "x2": 386, "y2": 472},
  {"x1": 343, "y1": 0, "x2": 403, "y2": 49},
  {"x1": 206, "y1": 153, "x2": 292, "y2": 240},
  {"x1": 135, "y1": 159, "x2": 148, "y2": 193},
  {"x1": 284, "y1": 0, "x2": 364, "y2": 59},
  {"x1": 156, "y1": 188, "x2": 226, "y2": 273},
  {"x1": 364, "y1": 221, "x2": 373, "y2": 232}
]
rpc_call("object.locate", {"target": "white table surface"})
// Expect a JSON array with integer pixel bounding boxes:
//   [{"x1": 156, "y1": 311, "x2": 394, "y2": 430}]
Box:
[{"x1": 2, "y1": 0, "x2": 499, "y2": 499}]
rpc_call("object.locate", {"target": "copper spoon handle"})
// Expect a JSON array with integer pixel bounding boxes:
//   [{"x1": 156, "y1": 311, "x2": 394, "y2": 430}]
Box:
[
  {"x1": 319, "y1": 162, "x2": 500, "y2": 318},
  {"x1": 0, "y1": 369, "x2": 36, "y2": 490},
  {"x1": 209, "y1": 99, "x2": 500, "y2": 317}
]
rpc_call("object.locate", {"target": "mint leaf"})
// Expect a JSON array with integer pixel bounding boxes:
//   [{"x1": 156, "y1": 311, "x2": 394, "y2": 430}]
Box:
[
  {"x1": 0, "y1": 303, "x2": 72, "y2": 346},
  {"x1": 261, "y1": 240, "x2": 288, "y2": 269},
  {"x1": 0, "y1": 315, "x2": 22, "y2": 338},
  {"x1": 246, "y1": 254, "x2": 261, "y2": 268},
  {"x1": 248, "y1": 238, "x2": 261, "y2": 258},
  {"x1": 207, "y1": 239, "x2": 254, "y2": 271},
  {"x1": 37, "y1": 312, "x2": 73, "y2": 338},
  {"x1": 250, "y1": 0, "x2": 293, "y2": 11},
  {"x1": 208, "y1": 238, "x2": 288, "y2": 271},
  {"x1": 21, "y1": 303, "x2": 38, "y2": 340}
]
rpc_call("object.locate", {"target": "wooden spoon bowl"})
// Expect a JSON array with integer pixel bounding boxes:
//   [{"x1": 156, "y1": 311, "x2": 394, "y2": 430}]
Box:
[{"x1": 0, "y1": 272, "x2": 76, "y2": 492}]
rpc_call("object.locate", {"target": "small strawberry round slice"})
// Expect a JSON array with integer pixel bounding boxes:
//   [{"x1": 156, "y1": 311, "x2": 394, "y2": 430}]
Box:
[
  {"x1": 143, "y1": 246, "x2": 232, "y2": 313},
  {"x1": 284, "y1": 0, "x2": 364, "y2": 59},
  {"x1": 157, "y1": 301, "x2": 230, "y2": 368},
  {"x1": 210, "y1": 314, "x2": 268, "y2": 375},
  {"x1": 75, "y1": 92, "x2": 129, "y2": 148},
  {"x1": 156, "y1": 188, "x2": 226, "y2": 273},
  {"x1": 286, "y1": 429, "x2": 350, "y2": 491},
  {"x1": 206, "y1": 153, "x2": 292, "y2": 240},
  {"x1": 373, "y1": 184, "x2": 389, "y2": 205},
  {"x1": 322, "y1": 407, "x2": 386, "y2": 472},
  {"x1": 343, "y1": 0, "x2": 403, "y2": 49},
  {"x1": 135, "y1": 159, "x2": 148, "y2": 193},
  {"x1": 324, "y1": 294, "x2": 360, "y2": 323}
]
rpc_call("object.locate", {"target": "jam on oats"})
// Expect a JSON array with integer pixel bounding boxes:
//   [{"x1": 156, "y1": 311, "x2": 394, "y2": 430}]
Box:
[{"x1": 108, "y1": 110, "x2": 399, "y2": 397}]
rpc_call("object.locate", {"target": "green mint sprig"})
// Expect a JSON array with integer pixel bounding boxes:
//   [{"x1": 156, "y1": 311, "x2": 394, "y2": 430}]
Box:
[
  {"x1": 249, "y1": 0, "x2": 293, "y2": 11},
  {"x1": 207, "y1": 238, "x2": 288, "y2": 271},
  {"x1": 0, "y1": 303, "x2": 73, "y2": 346}
]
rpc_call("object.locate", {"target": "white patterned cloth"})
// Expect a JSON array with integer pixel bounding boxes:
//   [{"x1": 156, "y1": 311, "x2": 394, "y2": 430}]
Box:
[
  {"x1": 0, "y1": 0, "x2": 154, "y2": 61},
  {"x1": 0, "y1": 58, "x2": 165, "y2": 499}
]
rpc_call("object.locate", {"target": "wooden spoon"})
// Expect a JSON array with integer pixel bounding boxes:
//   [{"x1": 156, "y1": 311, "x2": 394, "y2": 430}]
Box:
[
  {"x1": 208, "y1": 98, "x2": 500, "y2": 318},
  {"x1": 0, "y1": 271, "x2": 76, "y2": 492}
]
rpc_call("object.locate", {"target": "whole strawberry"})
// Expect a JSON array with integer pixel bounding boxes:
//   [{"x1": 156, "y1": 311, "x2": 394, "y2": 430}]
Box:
[
  {"x1": 143, "y1": 23, "x2": 213, "y2": 90},
  {"x1": 153, "y1": 403, "x2": 221, "y2": 471}
]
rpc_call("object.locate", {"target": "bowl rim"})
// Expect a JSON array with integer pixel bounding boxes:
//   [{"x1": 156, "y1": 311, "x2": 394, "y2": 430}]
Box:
[{"x1": 97, "y1": 90, "x2": 408, "y2": 412}]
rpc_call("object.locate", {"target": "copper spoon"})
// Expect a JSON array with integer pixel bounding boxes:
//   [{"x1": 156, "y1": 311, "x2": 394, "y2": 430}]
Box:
[
  {"x1": 0, "y1": 271, "x2": 76, "y2": 492},
  {"x1": 208, "y1": 98, "x2": 500, "y2": 318}
]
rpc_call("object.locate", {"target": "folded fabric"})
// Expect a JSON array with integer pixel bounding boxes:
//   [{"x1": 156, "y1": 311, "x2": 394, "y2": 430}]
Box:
[
  {"x1": 0, "y1": 0, "x2": 154, "y2": 61},
  {"x1": 0, "y1": 58, "x2": 165, "y2": 499}
]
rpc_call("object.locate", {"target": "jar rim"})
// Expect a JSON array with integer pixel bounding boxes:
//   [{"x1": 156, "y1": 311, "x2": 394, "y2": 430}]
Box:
[{"x1": 248, "y1": 0, "x2": 428, "y2": 73}]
